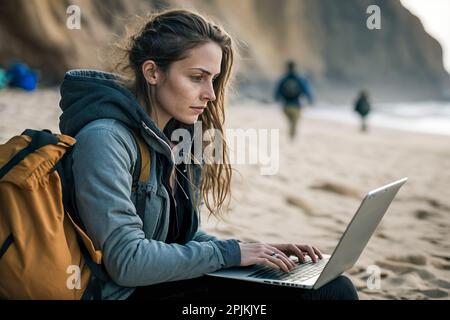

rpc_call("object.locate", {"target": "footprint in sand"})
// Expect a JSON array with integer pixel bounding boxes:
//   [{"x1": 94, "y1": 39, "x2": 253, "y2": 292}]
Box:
[
  {"x1": 414, "y1": 269, "x2": 436, "y2": 281},
  {"x1": 276, "y1": 174, "x2": 288, "y2": 182},
  {"x1": 413, "y1": 197, "x2": 450, "y2": 212},
  {"x1": 375, "y1": 255, "x2": 440, "y2": 284},
  {"x1": 431, "y1": 261, "x2": 450, "y2": 271},
  {"x1": 431, "y1": 279, "x2": 450, "y2": 290},
  {"x1": 415, "y1": 209, "x2": 439, "y2": 220},
  {"x1": 285, "y1": 196, "x2": 315, "y2": 216},
  {"x1": 431, "y1": 253, "x2": 450, "y2": 262},
  {"x1": 385, "y1": 276, "x2": 406, "y2": 286},
  {"x1": 420, "y1": 236, "x2": 441, "y2": 245},
  {"x1": 425, "y1": 198, "x2": 450, "y2": 211},
  {"x1": 417, "y1": 289, "x2": 448, "y2": 299},
  {"x1": 352, "y1": 267, "x2": 390, "y2": 282},
  {"x1": 375, "y1": 259, "x2": 421, "y2": 275},
  {"x1": 347, "y1": 266, "x2": 366, "y2": 275},
  {"x1": 386, "y1": 254, "x2": 428, "y2": 266},
  {"x1": 376, "y1": 232, "x2": 392, "y2": 240},
  {"x1": 309, "y1": 181, "x2": 361, "y2": 199}
]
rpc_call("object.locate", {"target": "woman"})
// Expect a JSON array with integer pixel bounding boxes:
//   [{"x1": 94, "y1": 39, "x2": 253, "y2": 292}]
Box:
[{"x1": 59, "y1": 9, "x2": 358, "y2": 300}]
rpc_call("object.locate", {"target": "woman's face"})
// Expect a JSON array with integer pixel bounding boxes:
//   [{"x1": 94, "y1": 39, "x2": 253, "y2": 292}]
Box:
[{"x1": 150, "y1": 41, "x2": 222, "y2": 128}]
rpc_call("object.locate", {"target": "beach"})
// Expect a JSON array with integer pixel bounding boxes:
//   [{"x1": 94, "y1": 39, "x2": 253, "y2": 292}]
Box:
[{"x1": 1, "y1": 89, "x2": 449, "y2": 300}]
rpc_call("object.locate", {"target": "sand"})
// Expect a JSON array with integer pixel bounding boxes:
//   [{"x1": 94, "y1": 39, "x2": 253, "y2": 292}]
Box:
[{"x1": 1, "y1": 88, "x2": 449, "y2": 300}]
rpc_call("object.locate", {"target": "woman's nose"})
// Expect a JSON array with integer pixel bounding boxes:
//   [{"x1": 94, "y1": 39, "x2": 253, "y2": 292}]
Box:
[{"x1": 201, "y1": 82, "x2": 216, "y2": 102}]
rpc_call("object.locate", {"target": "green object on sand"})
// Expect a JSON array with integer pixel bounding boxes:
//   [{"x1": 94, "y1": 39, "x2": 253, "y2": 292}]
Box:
[{"x1": 0, "y1": 69, "x2": 8, "y2": 90}]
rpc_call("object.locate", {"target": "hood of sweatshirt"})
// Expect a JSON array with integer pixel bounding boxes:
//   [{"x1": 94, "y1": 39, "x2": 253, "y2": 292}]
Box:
[{"x1": 59, "y1": 69, "x2": 174, "y2": 163}]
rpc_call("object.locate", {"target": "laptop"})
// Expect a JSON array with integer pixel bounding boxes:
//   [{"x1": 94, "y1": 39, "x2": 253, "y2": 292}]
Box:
[{"x1": 207, "y1": 178, "x2": 408, "y2": 289}]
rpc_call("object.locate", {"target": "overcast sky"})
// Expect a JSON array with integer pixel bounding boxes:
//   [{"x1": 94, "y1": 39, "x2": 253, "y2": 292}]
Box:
[{"x1": 400, "y1": 0, "x2": 450, "y2": 74}]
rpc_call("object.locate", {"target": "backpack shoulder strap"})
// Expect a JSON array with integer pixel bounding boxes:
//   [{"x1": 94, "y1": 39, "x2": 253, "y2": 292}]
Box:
[{"x1": 130, "y1": 129, "x2": 151, "y2": 192}]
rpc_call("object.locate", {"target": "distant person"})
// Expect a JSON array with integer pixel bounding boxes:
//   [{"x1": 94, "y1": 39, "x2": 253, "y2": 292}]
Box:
[
  {"x1": 6, "y1": 63, "x2": 39, "y2": 91},
  {"x1": 274, "y1": 61, "x2": 314, "y2": 140},
  {"x1": 354, "y1": 90, "x2": 371, "y2": 132}
]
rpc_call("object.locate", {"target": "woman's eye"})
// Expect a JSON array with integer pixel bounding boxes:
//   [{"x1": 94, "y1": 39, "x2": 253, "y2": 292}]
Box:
[{"x1": 191, "y1": 75, "x2": 203, "y2": 82}]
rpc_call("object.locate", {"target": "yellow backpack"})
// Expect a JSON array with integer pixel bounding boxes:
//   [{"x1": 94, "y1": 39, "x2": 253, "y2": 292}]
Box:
[{"x1": 0, "y1": 128, "x2": 149, "y2": 299}]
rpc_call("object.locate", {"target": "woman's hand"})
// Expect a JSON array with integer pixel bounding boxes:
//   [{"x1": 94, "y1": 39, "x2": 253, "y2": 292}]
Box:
[
  {"x1": 238, "y1": 242, "x2": 298, "y2": 272},
  {"x1": 269, "y1": 243, "x2": 323, "y2": 264}
]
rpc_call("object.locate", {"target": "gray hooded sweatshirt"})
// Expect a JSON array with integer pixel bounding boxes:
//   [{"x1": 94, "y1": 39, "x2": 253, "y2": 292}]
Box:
[{"x1": 59, "y1": 70, "x2": 241, "y2": 299}]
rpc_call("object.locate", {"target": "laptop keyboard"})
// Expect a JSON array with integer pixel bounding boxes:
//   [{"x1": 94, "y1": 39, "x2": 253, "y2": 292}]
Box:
[{"x1": 248, "y1": 257, "x2": 329, "y2": 282}]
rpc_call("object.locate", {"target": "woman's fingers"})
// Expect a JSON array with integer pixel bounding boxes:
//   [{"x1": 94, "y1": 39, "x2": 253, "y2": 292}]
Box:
[
  {"x1": 306, "y1": 245, "x2": 318, "y2": 263},
  {"x1": 240, "y1": 243, "x2": 292, "y2": 272},
  {"x1": 267, "y1": 247, "x2": 296, "y2": 269},
  {"x1": 298, "y1": 245, "x2": 319, "y2": 263},
  {"x1": 266, "y1": 253, "x2": 291, "y2": 272},
  {"x1": 240, "y1": 242, "x2": 323, "y2": 271},
  {"x1": 312, "y1": 246, "x2": 323, "y2": 260},
  {"x1": 258, "y1": 258, "x2": 281, "y2": 271},
  {"x1": 287, "y1": 244, "x2": 307, "y2": 264}
]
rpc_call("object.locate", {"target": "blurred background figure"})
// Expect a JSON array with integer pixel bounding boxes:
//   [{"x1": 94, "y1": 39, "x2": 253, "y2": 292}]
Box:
[
  {"x1": 274, "y1": 60, "x2": 314, "y2": 140},
  {"x1": 3, "y1": 63, "x2": 39, "y2": 92},
  {"x1": 354, "y1": 90, "x2": 372, "y2": 132},
  {"x1": 0, "y1": 68, "x2": 7, "y2": 90}
]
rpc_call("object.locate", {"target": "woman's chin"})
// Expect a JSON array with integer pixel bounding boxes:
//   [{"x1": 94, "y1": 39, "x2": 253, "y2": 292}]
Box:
[{"x1": 177, "y1": 115, "x2": 199, "y2": 125}]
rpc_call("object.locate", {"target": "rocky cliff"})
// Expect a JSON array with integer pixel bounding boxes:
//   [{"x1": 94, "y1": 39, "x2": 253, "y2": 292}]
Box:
[{"x1": 1, "y1": 0, "x2": 448, "y2": 102}]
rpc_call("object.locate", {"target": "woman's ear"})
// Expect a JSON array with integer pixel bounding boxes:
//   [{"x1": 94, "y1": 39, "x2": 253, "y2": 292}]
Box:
[{"x1": 142, "y1": 60, "x2": 160, "y2": 85}]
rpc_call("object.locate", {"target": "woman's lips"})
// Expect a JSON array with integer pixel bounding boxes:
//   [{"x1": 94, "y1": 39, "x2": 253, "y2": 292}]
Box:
[{"x1": 190, "y1": 107, "x2": 205, "y2": 114}]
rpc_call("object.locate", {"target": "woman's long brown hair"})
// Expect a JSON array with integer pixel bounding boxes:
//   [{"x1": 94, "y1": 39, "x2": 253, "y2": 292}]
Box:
[{"x1": 112, "y1": 8, "x2": 234, "y2": 218}]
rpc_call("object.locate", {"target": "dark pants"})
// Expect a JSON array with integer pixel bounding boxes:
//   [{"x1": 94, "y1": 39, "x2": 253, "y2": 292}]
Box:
[
  {"x1": 360, "y1": 116, "x2": 368, "y2": 132},
  {"x1": 127, "y1": 275, "x2": 358, "y2": 301},
  {"x1": 283, "y1": 106, "x2": 301, "y2": 139}
]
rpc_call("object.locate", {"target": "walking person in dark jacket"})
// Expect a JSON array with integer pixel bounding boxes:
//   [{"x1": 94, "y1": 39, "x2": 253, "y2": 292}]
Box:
[
  {"x1": 275, "y1": 61, "x2": 314, "y2": 140},
  {"x1": 354, "y1": 90, "x2": 372, "y2": 132}
]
